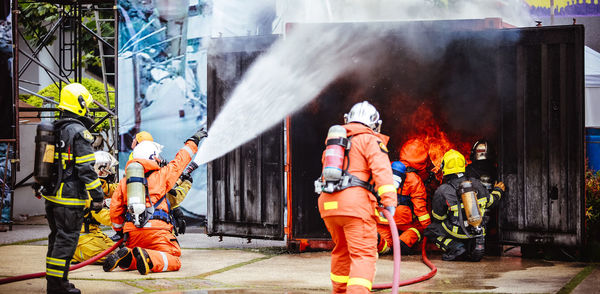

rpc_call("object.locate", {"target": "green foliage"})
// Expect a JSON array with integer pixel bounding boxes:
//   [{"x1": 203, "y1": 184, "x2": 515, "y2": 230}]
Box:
[
  {"x1": 585, "y1": 168, "x2": 600, "y2": 236},
  {"x1": 18, "y1": 3, "x2": 59, "y2": 47},
  {"x1": 18, "y1": 3, "x2": 114, "y2": 70},
  {"x1": 20, "y1": 78, "x2": 115, "y2": 131}
]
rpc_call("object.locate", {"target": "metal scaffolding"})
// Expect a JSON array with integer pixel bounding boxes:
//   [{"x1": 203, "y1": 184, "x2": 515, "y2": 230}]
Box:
[{"x1": 7, "y1": 0, "x2": 118, "y2": 229}]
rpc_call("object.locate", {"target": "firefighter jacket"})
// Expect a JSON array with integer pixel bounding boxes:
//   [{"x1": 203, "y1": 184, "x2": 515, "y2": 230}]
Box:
[
  {"x1": 430, "y1": 174, "x2": 503, "y2": 239},
  {"x1": 465, "y1": 160, "x2": 498, "y2": 192},
  {"x1": 392, "y1": 172, "x2": 430, "y2": 227},
  {"x1": 318, "y1": 123, "x2": 397, "y2": 221},
  {"x1": 43, "y1": 117, "x2": 104, "y2": 206},
  {"x1": 167, "y1": 179, "x2": 192, "y2": 209},
  {"x1": 110, "y1": 141, "x2": 197, "y2": 233}
]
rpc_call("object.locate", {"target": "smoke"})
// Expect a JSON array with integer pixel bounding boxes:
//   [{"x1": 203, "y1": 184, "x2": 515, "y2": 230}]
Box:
[
  {"x1": 279, "y1": 0, "x2": 533, "y2": 27},
  {"x1": 194, "y1": 24, "x2": 390, "y2": 164},
  {"x1": 194, "y1": 0, "x2": 534, "y2": 164}
]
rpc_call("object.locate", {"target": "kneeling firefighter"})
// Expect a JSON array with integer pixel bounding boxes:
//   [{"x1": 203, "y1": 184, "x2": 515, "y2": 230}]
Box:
[
  {"x1": 376, "y1": 143, "x2": 431, "y2": 255},
  {"x1": 33, "y1": 83, "x2": 104, "y2": 294},
  {"x1": 73, "y1": 151, "x2": 119, "y2": 264},
  {"x1": 315, "y1": 101, "x2": 397, "y2": 294},
  {"x1": 104, "y1": 128, "x2": 206, "y2": 275},
  {"x1": 425, "y1": 149, "x2": 505, "y2": 261}
]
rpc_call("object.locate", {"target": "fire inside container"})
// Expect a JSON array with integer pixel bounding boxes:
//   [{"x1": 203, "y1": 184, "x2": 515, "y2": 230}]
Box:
[{"x1": 207, "y1": 20, "x2": 584, "y2": 253}]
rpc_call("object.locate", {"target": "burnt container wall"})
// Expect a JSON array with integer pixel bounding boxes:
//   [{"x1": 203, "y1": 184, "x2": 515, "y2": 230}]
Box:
[
  {"x1": 207, "y1": 35, "x2": 285, "y2": 240},
  {"x1": 498, "y1": 26, "x2": 585, "y2": 247}
]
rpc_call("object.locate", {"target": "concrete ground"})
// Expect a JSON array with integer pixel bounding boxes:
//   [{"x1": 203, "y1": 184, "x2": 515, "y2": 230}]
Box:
[{"x1": 0, "y1": 220, "x2": 598, "y2": 293}]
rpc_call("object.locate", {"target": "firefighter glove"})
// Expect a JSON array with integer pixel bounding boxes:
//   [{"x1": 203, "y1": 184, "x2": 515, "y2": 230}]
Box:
[
  {"x1": 172, "y1": 207, "x2": 186, "y2": 235},
  {"x1": 110, "y1": 230, "x2": 124, "y2": 242},
  {"x1": 494, "y1": 181, "x2": 505, "y2": 192},
  {"x1": 180, "y1": 172, "x2": 193, "y2": 184},
  {"x1": 187, "y1": 128, "x2": 208, "y2": 145},
  {"x1": 91, "y1": 199, "x2": 104, "y2": 213},
  {"x1": 384, "y1": 206, "x2": 396, "y2": 219}
]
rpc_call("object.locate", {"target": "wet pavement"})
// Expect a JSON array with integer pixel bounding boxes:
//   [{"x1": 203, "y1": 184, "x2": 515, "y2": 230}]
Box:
[{"x1": 0, "y1": 222, "x2": 598, "y2": 293}]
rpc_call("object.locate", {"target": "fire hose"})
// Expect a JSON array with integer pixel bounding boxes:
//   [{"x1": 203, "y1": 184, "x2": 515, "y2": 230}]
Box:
[
  {"x1": 372, "y1": 208, "x2": 437, "y2": 291},
  {"x1": 0, "y1": 239, "x2": 124, "y2": 285}
]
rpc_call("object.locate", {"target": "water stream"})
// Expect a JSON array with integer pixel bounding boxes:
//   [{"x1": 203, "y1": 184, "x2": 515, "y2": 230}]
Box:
[{"x1": 193, "y1": 24, "x2": 385, "y2": 165}]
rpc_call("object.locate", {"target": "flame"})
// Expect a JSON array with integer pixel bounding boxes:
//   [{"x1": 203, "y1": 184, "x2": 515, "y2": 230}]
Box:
[{"x1": 402, "y1": 102, "x2": 474, "y2": 172}]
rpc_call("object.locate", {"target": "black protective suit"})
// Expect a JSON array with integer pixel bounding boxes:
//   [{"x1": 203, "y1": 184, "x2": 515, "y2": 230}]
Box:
[
  {"x1": 425, "y1": 174, "x2": 503, "y2": 261},
  {"x1": 42, "y1": 113, "x2": 104, "y2": 293}
]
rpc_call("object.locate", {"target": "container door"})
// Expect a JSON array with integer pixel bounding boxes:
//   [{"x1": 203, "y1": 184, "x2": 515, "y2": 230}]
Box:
[
  {"x1": 206, "y1": 35, "x2": 285, "y2": 240},
  {"x1": 497, "y1": 26, "x2": 585, "y2": 248}
]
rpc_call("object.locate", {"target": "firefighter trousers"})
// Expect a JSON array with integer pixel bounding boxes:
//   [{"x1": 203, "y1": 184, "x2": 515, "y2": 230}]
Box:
[
  {"x1": 377, "y1": 221, "x2": 424, "y2": 254},
  {"x1": 324, "y1": 215, "x2": 377, "y2": 294},
  {"x1": 45, "y1": 201, "x2": 84, "y2": 291},
  {"x1": 122, "y1": 228, "x2": 182, "y2": 272}
]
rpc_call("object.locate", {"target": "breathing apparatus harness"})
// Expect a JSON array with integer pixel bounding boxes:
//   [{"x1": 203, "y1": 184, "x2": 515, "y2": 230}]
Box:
[
  {"x1": 314, "y1": 128, "x2": 374, "y2": 195},
  {"x1": 34, "y1": 118, "x2": 86, "y2": 196},
  {"x1": 447, "y1": 175, "x2": 484, "y2": 238},
  {"x1": 124, "y1": 169, "x2": 175, "y2": 229}
]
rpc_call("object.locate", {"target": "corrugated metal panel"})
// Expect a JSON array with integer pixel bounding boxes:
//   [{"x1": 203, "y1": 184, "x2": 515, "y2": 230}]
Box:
[
  {"x1": 497, "y1": 26, "x2": 585, "y2": 248},
  {"x1": 206, "y1": 35, "x2": 284, "y2": 240}
]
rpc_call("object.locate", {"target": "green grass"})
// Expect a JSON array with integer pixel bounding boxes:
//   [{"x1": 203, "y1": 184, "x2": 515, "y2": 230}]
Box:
[{"x1": 556, "y1": 265, "x2": 597, "y2": 294}]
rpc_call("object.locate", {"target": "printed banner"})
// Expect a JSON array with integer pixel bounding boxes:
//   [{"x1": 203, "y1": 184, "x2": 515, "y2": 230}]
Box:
[
  {"x1": 118, "y1": 0, "x2": 210, "y2": 217},
  {"x1": 526, "y1": 0, "x2": 600, "y2": 16}
]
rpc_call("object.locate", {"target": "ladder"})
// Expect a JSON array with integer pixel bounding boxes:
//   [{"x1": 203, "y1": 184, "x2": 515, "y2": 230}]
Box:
[{"x1": 93, "y1": 4, "x2": 118, "y2": 153}]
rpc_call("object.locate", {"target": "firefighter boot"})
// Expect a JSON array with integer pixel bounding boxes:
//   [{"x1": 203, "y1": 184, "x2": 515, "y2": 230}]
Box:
[
  {"x1": 103, "y1": 247, "x2": 132, "y2": 272},
  {"x1": 133, "y1": 247, "x2": 153, "y2": 275},
  {"x1": 442, "y1": 242, "x2": 466, "y2": 261},
  {"x1": 400, "y1": 240, "x2": 417, "y2": 255},
  {"x1": 468, "y1": 236, "x2": 485, "y2": 262},
  {"x1": 47, "y1": 276, "x2": 80, "y2": 294}
]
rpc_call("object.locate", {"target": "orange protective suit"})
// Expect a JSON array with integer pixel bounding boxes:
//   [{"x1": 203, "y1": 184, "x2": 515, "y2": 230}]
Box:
[
  {"x1": 377, "y1": 139, "x2": 431, "y2": 253},
  {"x1": 318, "y1": 123, "x2": 397, "y2": 294},
  {"x1": 110, "y1": 141, "x2": 197, "y2": 273}
]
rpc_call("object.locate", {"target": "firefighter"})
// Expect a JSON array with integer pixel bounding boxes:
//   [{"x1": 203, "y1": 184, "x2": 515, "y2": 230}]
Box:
[
  {"x1": 128, "y1": 131, "x2": 154, "y2": 161},
  {"x1": 425, "y1": 149, "x2": 505, "y2": 261},
  {"x1": 104, "y1": 128, "x2": 206, "y2": 275},
  {"x1": 72, "y1": 151, "x2": 118, "y2": 264},
  {"x1": 316, "y1": 101, "x2": 397, "y2": 293},
  {"x1": 376, "y1": 138, "x2": 431, "y2": 255},
  {"x1": 465, "y1": 139, "x2": 502, "y2": 255},
  {"x1": 466, "y1": 139, "x2": 497, "y2": 192},
  {"x1": 43, "y1": 83, "x2": 104, "y2": 294}
]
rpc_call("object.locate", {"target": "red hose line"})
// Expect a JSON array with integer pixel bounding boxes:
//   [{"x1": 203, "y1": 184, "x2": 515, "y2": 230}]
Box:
[
  {"x1": 0, "y1": 239, "x2": 124, "y2": 285},
  {"x1": 373, "y1": 231, "x2": 437, "y2": 293}
]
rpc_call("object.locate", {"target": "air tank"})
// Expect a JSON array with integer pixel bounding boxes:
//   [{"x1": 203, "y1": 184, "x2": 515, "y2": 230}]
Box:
[
  {"x1": 458, "y1": 180, "x2": 483, "y2": 228},
  {"x1": 322, "y1": 125, "x2": 347, "y2": 182},
  {"x1": 126, "y1": 162, "x2": 147, "y2": 227},
  {"x1": 33, "y1": 122, "x2": 56, "y2": 187}
]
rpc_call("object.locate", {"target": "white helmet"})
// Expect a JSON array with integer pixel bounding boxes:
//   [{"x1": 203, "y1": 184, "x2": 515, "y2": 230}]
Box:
[
  {"x1": 93, "y1": 151, "x2": 118, "y2": 178},
  {"x1": 344, "y1": 101, "x2": 382, "y2": 132},
  {"x1": 131, "y1": 141, "x2": 164, "y2": 161}
]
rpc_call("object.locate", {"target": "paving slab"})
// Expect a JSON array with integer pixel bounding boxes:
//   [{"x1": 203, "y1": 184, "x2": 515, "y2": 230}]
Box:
[
  {"x1": 572, "y1": 266, "x2": 600, "y2": 294},
  {"x1": 0, "y1": 245, "x2": 266, "y2": 280},
  {"x1": 0, "y1": 278, "x2": 141, "y2": 293},
  {"x1": 208, "y1": 251, "x2": 587, "y2": 293}
]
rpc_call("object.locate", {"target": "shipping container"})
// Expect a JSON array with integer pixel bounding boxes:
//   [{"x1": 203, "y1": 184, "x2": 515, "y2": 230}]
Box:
[{"x1": 207, "y1": 20, "x2": 585, "y2": 253}]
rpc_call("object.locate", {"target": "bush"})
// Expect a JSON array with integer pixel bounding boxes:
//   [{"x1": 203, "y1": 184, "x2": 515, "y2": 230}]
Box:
[
  {"x1": 584, "y1": 167, "x2": 600, "y2": 260},
  {"x1": 20, "y1": 78, "x2": 115, "y2": 131}
]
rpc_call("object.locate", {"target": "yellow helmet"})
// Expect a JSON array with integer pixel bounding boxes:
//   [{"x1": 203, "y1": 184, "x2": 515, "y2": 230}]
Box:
[
  {"x1": 58, "y1": 83, "x2": 94, "y2": 116},
  {"x1": 441, "y1": 149, "x2": 466, "y2": 176}
]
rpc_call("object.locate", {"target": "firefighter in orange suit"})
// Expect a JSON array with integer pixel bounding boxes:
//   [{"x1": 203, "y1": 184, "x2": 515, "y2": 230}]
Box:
[
  {"x1": 316, "y1": 101, "x2": 397, "y2": 294},
  {"x1": 103, "y1": 128, "x2": 206, "y2": 275},
  {"x1": 377, "y1": 139, "x2": 431, "y2": 255}
]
